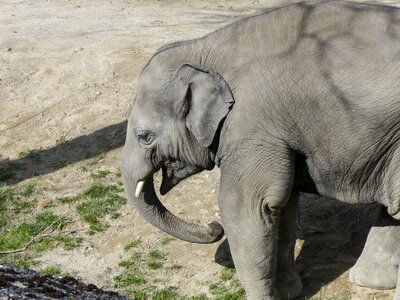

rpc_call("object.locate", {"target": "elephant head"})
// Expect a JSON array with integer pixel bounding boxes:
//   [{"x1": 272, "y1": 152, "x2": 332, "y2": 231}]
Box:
[{"x1": 121, "y1": 56, "x2": 234, "y2": 244}]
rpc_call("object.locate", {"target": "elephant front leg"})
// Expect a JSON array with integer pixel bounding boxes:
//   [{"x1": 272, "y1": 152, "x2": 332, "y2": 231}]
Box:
[
  {"x1": 276, "y1": 193, "x2": 302, "y2": 299},
  {"x1": 221, "y1": 204, "x2": 281, "y2": 299},
  {"x1": 219, "y1": 174, "x2": 294, "y2": 299}
]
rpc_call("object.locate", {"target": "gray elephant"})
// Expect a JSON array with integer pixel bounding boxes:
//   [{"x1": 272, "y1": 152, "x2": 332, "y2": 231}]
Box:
[{"x1": 121, "y1": 1, "x2": 400, "y2": 299}]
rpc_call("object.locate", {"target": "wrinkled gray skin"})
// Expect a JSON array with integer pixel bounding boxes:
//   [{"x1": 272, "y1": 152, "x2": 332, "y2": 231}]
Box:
[{"x1": 121, "y1": 1, "x2": 400, "y2": 299}]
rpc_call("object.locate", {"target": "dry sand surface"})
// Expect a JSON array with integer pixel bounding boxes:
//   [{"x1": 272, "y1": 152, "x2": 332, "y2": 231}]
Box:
[{"x1": 1, "y1": 0, "x2": 400, "y2": 299}]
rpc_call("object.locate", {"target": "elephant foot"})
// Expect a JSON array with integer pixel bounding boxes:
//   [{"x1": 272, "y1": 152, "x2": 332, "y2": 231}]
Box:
[
  {"x1": 349, "y1": 218, "x2": 400, "y2": 289},
  {"x1": 349, "y1": 259, "x2": 398, "y2": 289},
  {"x1": 277, "y1": 268, "x2": 303, "y2": 300}
]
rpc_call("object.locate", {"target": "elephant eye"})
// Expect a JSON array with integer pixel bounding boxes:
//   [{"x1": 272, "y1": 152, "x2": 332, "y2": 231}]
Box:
[{"x1": 136, "y1": 129, "x2": 155, "y2": 145}]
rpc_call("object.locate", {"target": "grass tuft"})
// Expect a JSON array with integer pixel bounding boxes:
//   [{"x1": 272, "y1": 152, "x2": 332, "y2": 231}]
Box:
[
  {"x1": 147, "y1": 250, "x2": 166, "y2": 270},
  {"x1": 124, "y1": 238, "x2": 142, "y2": 251},
  {"x1": 57, "y1": 195, "x2": 80, "y2": 204},
  {"x1": 119, "y1": 252, "x2": 142, "y2": 269},
  {"x1": 152, "y1": 288, "x2": 183, "y2": 300},
  {"x1": 91, "y1": 169, "x2": 111, "y2": 180},
  {"x1": 88, "y1": 153, "x2": 106, "y2": 166},
  {"x1": 220, "y1": 268, "x2": 235, "y2": 281},
  {"x1": 76, "y1": 183, "x2": 126, "y2": 234},
  {"x1": 148, "y1": 250, "x2": 165, "y2": 260},
  {"x1": 56, "y1": 236, "x2": 83, "y2": 250},
  {"x1": 209, "y1": 269, "x2": 245, "y2": 300},
  {"x1": 40, "y1": 265, "x2": 62, "y2": 276},
  {"x1": 160, "y1": 236, "x2": 175, "y2": 245},
  {"x1": 190, "y1": 294, "x2": 209, "y2": 300},
  {"x1": 325, "y1": 289, "x2": 352, "y2": 300},
  {"x1": 21, "y1": 183, "x2": 36, "y2": 197},
  {"x1": 0, "y1": 211, "x2": 60, "y2": 252},
  {"x1": 0, "y1": 185, "x2": 15, "y2": 228},
  {"x1": 114, "y1": 273, "x2": 146, "y2": 287}
]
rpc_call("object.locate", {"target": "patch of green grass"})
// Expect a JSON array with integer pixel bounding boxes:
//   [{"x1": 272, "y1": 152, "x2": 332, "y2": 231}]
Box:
[
  {"x1": 1, "y1": 253, "x2": 35, "y2": 269},
  {"x1": 119, "y1": 252, "x2": 142, "y2": 269},
  {"x1": 126, "y1": 289, "x2": 147, "y2": 300},
  {"x1": 152, "y1": 288, "x2": 184, "y2": 300},
  {"x1": 190, "y1": 294, "x2": 209, "y2": 300},
  {"x1": 220, "y1": 268, "x2": 235, "y2": 281},
  {"x1": 0, "y1": 185, "x2": 15, "y2": 228},
  {"x1": 124, "y1": 238, "x2": 142, "y2": 251},
  {"x1": 0, "y1": 215, "x2": 8, "y2": 229},
  {"x1": 35, "y1": 236, "x2": 56, "y2": 252},
  {"x1": 209, "y1": 276, "x2": 245, "y2": 300},
  {"x1": 18, "y1": 149, "x2": 41, "y2": 163},
  {"x1": 15, "y1": 259, "x2": 33, "y2": 269},
  {"x1": 123, "y1": 287, "x2": 193, "y2": 300},
  {"x1": 325, "y1": 289, "x2": 352, "y2": 300},
  {"x1": 57, "y1": 195, "x2": 80, "y2": 205},
  {"x1": 12, "y1": 199, "x2": 36, "y2": 214},
  {"x1": 76, "y1": 183, "x2": 126, "y2": 234},
  {"x1": 160, "y1": 236, "x2": 175, "y2": 245},
  {"x1": 115, "y1": 170, "x2": 122, "y2": 177},
  {"x1": 91, "y1": 169, "x2": 111, "y2": 180},
  {"x1": 88, "y1": 153, "x2": 106, "y2": 165},
  {"x1": 147, "y1": 250, "x2": 166, "y2": 270},
  {"x1": 56, "y1": 236, "x2": 83, "y2": 250},
  {"x1": 0, "y1": 211, "x2": 60, "y2": 252},
  {"x1": 148, "y1": 250, "x2": 165, "y2": 260},
  {"x1": 0, "y1": 184, "x2": 15, "y2": 202},
  {"x1": 114, "y1": 273, "x2": 146, "y2": 287},
  {"x1": 147, "y1": 260, "x2": 163, "y2": 270},
  {"x1": 78, "y1": 165, "x2": 88, "y2": 172},
  {"x1": 209, "y1": 283, "x2": 245, "y2": 300},
  {"x1": 21, "y1": 183, "x2": 36, "y2": 197},
  {"x1": 82, "y1": 183, "x2": 123, "y2": 199},
  {"x1": 40, "y1": 265, "x2": 62, "y2": 276}
]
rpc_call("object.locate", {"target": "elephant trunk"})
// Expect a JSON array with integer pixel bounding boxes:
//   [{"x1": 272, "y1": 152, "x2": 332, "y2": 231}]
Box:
[{"x1": 123, "y1": 174, "x2": 224, "y2": 244}]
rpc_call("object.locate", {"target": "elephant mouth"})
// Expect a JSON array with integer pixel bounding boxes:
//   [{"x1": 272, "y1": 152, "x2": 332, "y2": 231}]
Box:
[
  {"x1": 133, "y1": 166, "x2": 178, "y2": 198},
  {"x1": 133, "y1": 169, "x2": 175, "y2": 199},
  {"x1": 160, "y1": 166, "x2": 177, "y2": 195},
  {"x1": 159, "y1": 161, "x2": 205, "y2": 196}
]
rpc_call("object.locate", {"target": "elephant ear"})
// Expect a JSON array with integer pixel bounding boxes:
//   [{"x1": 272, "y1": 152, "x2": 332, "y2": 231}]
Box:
[{"x1": 175, "y1": 63, "x2": 234, "y2": 147}]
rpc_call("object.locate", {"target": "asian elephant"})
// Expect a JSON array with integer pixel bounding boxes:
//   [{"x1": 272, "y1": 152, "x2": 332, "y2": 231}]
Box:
[{"x1": 121, "y1": 1, "x2": 400, "y2": 299}]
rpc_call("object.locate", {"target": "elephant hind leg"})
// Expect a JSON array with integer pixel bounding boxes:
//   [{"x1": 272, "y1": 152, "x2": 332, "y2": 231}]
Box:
[
  {"x1": 349, "y1": 207, "x2": 400, "y2": 289},
  {"x1": 276, "y1": 193, "x2": 302, "y2": 300}
]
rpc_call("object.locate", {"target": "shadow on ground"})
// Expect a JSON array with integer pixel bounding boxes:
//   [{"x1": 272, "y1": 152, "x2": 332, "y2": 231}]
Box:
[
  {"x1": 3, "y1": 121, "x2": 127, "y2": 184},
  {"x1": 214, "y1": 194, "x2": 380, "y2": 298}
]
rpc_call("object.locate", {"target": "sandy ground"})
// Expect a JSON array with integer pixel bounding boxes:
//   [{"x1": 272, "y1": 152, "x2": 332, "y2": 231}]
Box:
[{"x1": 1, "y1": 0, "x2": 400, "y2": 299}]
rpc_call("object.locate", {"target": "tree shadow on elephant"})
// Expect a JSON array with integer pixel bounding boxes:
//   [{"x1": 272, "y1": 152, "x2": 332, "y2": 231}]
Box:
[{"x1": 214, "y1": 193, "x2": 381, "y2": 298}]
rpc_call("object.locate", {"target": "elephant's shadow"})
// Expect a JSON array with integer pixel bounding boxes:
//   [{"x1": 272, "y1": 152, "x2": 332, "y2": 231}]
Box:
[{"x1": 214, "y1": 193, "x2": 380, "y2": 298}]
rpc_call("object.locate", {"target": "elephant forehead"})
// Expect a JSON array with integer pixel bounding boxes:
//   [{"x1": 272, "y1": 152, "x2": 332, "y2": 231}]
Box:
[{"x1": 129, "y1": 101, "x2": 172, "y2": 133}]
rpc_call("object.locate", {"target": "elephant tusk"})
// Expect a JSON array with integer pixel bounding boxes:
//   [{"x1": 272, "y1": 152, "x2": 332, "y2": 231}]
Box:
[{"x1": 135, "y1": 180, "x2": 145, "y2": 198}]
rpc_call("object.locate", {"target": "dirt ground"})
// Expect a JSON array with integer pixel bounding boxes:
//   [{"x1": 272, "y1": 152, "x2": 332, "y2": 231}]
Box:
[{"x1": 1, "y1": 0, "x2": 400, "y2": 299}]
